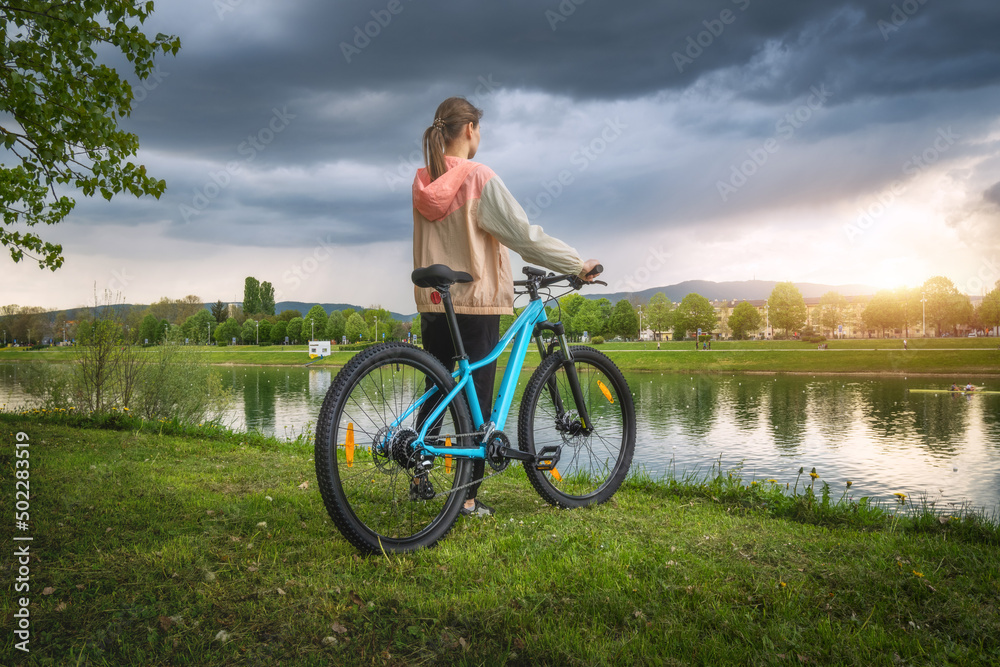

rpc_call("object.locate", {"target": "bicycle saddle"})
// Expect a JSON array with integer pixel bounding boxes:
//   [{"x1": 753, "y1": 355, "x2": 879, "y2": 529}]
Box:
[{"x1": 411, "y1": 265, "x2": 473, "y2": 289}]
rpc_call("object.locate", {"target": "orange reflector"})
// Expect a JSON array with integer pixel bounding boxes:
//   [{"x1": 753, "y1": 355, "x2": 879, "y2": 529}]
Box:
[
  {"x1": 598, "y1": 380, "x2": 614, "y2": 404},
  {"x1": 345, "y1": 422, "x2": 355, "y2": 467},
  {"x1": 551, "y1": 468, "x2": 562, "y2": 481},
  {"x1": 445, "y1": 437, "x2": 452, "y2": 474}
]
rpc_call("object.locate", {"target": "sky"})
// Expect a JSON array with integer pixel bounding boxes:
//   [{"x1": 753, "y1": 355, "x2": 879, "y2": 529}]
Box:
[{"x1": 5, "y1": 0, "x2": 1000, "y2": 314}]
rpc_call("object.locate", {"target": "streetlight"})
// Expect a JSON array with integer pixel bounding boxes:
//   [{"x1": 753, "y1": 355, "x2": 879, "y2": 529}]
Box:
[
  {"x1": 920, "y1": 291, "x2": 927, "y2": 337},
  {"x1": 256, "y1": 320, "x2": 259, "y2": 345},
  {"x1": 207, "y1": 322, "x2": 212, "y2": 345},
  {"x1": 637, "y1": 305, "x2": 643, "y2": 343}
]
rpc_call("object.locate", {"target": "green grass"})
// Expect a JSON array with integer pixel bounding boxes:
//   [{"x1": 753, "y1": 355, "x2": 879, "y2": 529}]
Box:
[
  {"x1": 2, "y1": 416, "x2": 998, "y2": 665},
  {"x1": 4, "y1": 338, "x2": 1000, "y2": 375}
]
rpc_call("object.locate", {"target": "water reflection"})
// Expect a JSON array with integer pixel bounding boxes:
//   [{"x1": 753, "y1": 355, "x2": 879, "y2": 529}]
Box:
[
  {"x1": 766, "y1": 378, "x2": 808, "y2": 452},
  {"x1": 910, "y1": 394, "x2": 968, "y2": 457},
  {"x1": 627, "y1": 373, "x2": 1000, "y2": 511},
  {"x1": 725, "y1": 378, "x2": 767, "y2": 433},
  {"x1": 2, "y1": 363, "x2": 998, "y2": 510}
]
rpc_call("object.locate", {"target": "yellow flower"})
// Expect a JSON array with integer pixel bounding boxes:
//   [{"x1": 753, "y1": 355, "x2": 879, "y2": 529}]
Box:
[
  {"x1": 780, "y1": 582, "x2": 787, "y2": 588},
  {"x1": 809, "y1": 472, "x2": 819, "y2": 479},
  {"x1": 912, "y1": 570, "x2": 924, "y2": 578},
  {"x1": 893, "y1": 492, "x2": 907, "y2": 501},
  {"x1": 767, "y1": 479, "x2": 777, "y2": 483},
  {"x1": 846, "y1": 481, "x2": 853, "y2": 488}
]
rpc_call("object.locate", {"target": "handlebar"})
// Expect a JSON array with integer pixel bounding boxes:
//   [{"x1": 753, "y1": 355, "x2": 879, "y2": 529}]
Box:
[{"x1": 513, "y1": 264, "x2": 607, "y2": 291}]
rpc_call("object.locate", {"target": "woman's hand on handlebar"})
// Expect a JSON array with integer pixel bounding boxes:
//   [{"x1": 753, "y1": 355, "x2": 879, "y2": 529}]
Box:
[{"x1": 579, "y1": 259, "x2": 603, "y2": 282}]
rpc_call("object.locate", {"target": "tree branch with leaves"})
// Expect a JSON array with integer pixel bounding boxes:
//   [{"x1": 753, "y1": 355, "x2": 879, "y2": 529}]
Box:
[{"x1": 1, "y1": 1, "x2": 180, "y2": 269}]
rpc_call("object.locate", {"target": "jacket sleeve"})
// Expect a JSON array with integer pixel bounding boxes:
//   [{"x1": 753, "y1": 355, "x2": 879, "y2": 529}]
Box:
[{"x1": 477, "y1": 175, "x2": 585, "y2": 275}]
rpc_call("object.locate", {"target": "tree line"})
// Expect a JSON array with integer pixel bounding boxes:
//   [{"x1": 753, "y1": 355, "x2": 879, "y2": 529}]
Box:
[
  {"x1": 0, "y1": 276, "x2": 413, "y2": 348},
  {"x1": 5, "y1": 276, "x2": 998, "y2": 348}
]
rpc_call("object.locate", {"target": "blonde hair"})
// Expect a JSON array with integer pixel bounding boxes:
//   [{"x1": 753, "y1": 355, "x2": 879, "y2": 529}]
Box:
[{"x1": 422, "y1": 97, "x2": 483, "y2": 181}]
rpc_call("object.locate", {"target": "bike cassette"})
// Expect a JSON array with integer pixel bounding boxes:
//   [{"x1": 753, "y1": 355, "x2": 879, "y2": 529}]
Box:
[
  {"x1": 388, "y1": 428, "x2": 421, "y2": 470},
  {"x1": 486, "y1": 432, "x2": 511, "y2": 472}
]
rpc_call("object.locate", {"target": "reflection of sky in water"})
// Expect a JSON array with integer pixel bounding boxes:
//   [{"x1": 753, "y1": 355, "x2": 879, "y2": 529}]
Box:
[
  {"x1": 633, "y1": 375, "x2": 1000, "y2": 513},
  {"x1": 3, "y1": 363, "x2": 998, "y2": 512}
]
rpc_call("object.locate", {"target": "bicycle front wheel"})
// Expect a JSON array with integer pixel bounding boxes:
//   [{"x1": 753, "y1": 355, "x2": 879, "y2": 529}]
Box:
[
  {"x1": 518, "y1": 346, "x2": 635, "y2": 508},
  {"x1": 315, "y1": 343, "x2": 473, "y2": 554}
]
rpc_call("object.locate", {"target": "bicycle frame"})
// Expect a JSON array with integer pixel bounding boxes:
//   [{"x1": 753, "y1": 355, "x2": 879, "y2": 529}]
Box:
[{"x1": 396, "y1": 297, "x2": 550, "y2": 460}]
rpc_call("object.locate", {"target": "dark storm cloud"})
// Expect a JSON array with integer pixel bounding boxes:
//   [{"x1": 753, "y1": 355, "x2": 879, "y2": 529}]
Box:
[
  {"x1": 83, "y1": 0, "x2": 1000, "y2": 252},
  {"x1": 128, "y1": 0, "x2": 1000, "y2": 157},
  {"x1": 16, "y1": 0, "x2": 1000, "y2": 310}
]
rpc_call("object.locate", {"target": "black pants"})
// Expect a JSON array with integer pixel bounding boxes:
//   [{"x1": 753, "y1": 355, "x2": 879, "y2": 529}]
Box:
[{"x1": 419, "y1": 312, "x2": 500, "y2": 499}]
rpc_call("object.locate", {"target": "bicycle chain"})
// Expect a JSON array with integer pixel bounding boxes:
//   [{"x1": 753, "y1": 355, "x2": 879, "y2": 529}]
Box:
[{"x1": 429, "y1": 459, "x2": 517, "y2": 500}]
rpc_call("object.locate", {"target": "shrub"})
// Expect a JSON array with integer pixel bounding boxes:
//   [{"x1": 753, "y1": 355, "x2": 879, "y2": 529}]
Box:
[
  {"x1": 19, "y1": 297, "x2": 234, "y2": 428},
  {"x1": 591, "y1": 336, "x2": 605, "y2": 345}
]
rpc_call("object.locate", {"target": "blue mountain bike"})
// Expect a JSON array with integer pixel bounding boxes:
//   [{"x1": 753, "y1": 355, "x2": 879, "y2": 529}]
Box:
[{"x1": 315, "y1": 264, "x2": 636, "y2": 554}]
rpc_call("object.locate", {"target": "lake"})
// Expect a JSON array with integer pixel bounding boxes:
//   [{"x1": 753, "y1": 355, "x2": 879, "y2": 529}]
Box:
[{"x1": 3, "y1": 362, "x2": 998, "y2": 512}]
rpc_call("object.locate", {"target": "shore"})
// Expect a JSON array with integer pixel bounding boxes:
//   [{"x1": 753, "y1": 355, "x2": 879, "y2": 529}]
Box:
[
  {"x1": 4, "y1": 338, "x2": 999, "y2": 376},
  {"x1": 2, "y1": 416, "x2": 997, "y2": 666}
]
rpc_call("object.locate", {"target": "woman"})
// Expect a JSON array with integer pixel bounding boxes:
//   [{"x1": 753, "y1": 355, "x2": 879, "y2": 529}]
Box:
[{"x1": 412, "y1": 97, "x2": 601, "y2": 516}]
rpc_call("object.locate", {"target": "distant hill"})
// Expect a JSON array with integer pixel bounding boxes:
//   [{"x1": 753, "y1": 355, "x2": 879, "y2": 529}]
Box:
[{"x1": 589, "y1": 280, "x2": 879, "y2": 304}]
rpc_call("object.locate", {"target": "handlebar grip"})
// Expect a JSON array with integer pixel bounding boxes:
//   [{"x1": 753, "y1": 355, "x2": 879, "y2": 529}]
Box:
[{"x1": 586, "y1": 264, "x2": 604, "y2": 277}]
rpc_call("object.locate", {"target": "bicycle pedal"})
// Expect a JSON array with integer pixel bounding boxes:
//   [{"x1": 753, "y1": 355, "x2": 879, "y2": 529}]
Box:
[{"x1": 534, "y1": 445, "x2": 562, "y2": 471}]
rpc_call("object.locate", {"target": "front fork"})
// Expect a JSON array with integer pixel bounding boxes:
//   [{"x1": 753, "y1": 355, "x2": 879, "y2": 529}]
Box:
[{"x1": 534, "y1": 322, "x2": 593, "y2": 435}]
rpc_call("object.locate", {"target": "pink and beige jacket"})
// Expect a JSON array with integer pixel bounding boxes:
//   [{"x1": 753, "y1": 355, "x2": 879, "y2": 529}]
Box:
[{"x1": 412, "y1": 156, "x2": 584, "y2": 315}]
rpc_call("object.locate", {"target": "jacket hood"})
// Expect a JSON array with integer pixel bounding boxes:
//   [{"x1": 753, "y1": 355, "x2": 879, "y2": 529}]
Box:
[{"x1": 412, "y1": 156, "x2": 483, "y2": 221}]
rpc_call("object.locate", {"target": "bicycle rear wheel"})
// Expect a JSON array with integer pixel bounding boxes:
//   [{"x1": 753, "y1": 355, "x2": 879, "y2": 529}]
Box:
[
  {"x1": 315, "y1": 343, "x2": 473, "y2": 553},
  {"x1": 518, "y1": 346, "x2": 635, "y2": 508}
]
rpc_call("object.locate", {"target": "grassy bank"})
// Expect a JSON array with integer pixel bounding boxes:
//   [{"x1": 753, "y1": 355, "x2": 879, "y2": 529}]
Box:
[
  {"x1": 2, "y1": 417, "x2": 998, "y2": 665},
  {"x1": 4, "y1": 338, "x2": 1000, "y2": 375}
]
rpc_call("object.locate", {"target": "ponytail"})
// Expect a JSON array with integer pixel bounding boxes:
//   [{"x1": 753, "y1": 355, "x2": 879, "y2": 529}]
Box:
[{"x1": 422, "y1": 97, "x2": 483, "y2": 181}]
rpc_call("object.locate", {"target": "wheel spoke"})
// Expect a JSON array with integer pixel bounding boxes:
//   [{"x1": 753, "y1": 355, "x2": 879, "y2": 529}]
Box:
[
  {"x1": 519, "y1": 347, "x2": 634, "y2": 506},
  {"x1": 315, "y1": 345, "x2": 472, "y2": 553}
]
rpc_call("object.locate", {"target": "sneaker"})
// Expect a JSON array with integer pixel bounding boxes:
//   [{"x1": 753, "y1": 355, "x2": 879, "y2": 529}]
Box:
[{"x1": 459, "y1": 498, "x2": 494, "y2": 517}]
